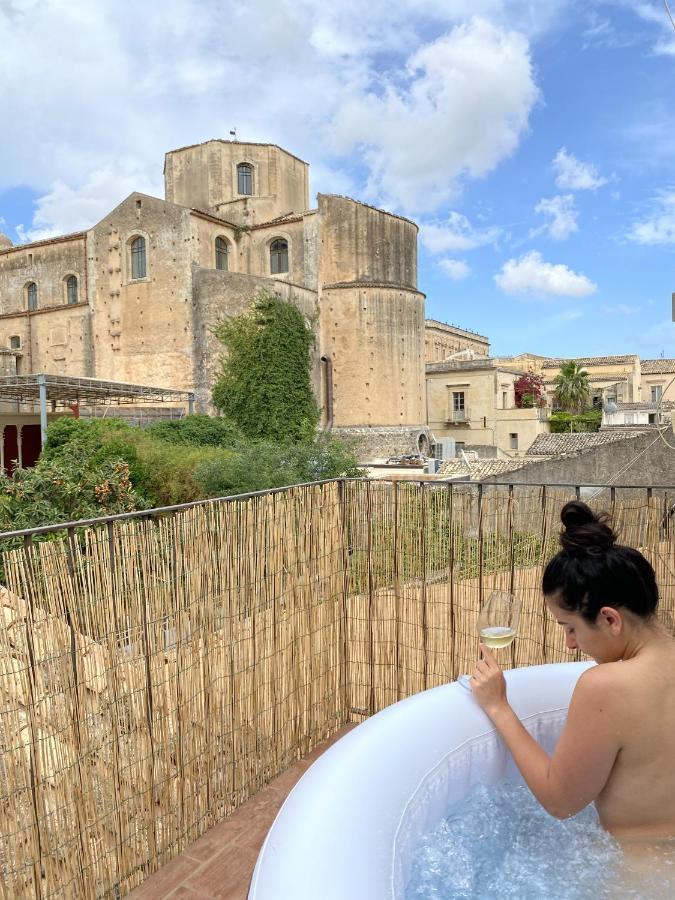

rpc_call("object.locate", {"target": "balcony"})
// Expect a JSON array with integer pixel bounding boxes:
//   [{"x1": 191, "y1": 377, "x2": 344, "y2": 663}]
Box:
[
  {"x1": 445, "y1": 406, "x2": 469, "y2": 424},
  {"x1": 0, "y1": 481, "x2": 673, "y2": 896}
]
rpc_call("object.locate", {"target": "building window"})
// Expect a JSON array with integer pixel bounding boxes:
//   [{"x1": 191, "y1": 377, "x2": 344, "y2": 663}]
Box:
[
  {"x1": 237, "y1": 163, "x2": 253, "y2": 196},
  {"x1": 270, "y1": 238, "x2": 289, "y2": 274},
  {"x1": 510, "y1": 433, "x2": 518, "y2": 450},
  {"x1": 502, "y1": 391, "x2": 507, "y2": 408},
  {"x1": 648, "y1": 413, "x2": 657, "y2": 424},
  {"x1": 9, "y1": 335, "x2": 21, "y2": 350},
  {"x1": 66, "y1": 275, "x2": 78, "y2": 304},
  {"x1": 651, "y1": 385, "x2": 663, "y2": 402},
  {"x1": 451, "y1": 391, "x2": 466, "y2": 422},
  {"x1": 215, "y1": 236, "x2": 229, "y2": 271},
  {"x1": 26, "y1": 282, "x2": 37, "y2": 311},
  {"x1": 130, "y1": 236, "x2": 147, "y2": 279}
]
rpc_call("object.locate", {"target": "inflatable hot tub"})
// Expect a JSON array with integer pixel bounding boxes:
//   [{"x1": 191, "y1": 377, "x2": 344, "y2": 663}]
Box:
[{"x1": 248, "y1": 662, "x2": 594, "y2": 900}]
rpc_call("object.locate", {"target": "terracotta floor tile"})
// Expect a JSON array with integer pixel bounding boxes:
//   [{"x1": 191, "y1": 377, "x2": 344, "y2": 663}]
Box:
[
  {"x1": 184, "y1": 816, "x2": 251, "y2": 863},
  {"x1": 266, "y1": 762, "x2": 309, "y2": 795},
  {"x1": 127, "y1": 854, "x2": 199, "y2": 899},
  {"x1": 129, "y1": 726, "x2": 355, "y2": 899},
  {"x1": 168, "y1": 887, "x2": 214, "y2": 899},
  {"x1": 186, "y1": 843, "x2": 259, "y2": 899}
]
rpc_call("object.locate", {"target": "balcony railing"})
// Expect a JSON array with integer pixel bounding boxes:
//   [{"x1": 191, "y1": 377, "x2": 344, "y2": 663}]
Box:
[{"x1": 446, "y1": 407, "x2": 469, "y2": 423}]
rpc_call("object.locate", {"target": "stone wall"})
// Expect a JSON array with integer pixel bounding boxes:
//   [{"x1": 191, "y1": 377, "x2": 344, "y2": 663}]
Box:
[
  {"x1": 331, "y1": 425, "x2": 431, "y2": 462},
  {"x1": 191, "y1": 268, "x2": 319, "y2": 413},
  {"x1": 317, "y1": 194, "x2": 417, "y2": 288},
  {"x1": 0, "y1": 234, "x2": 87, "y2": 317},
  {"x1": 88, "y1": 193, "x2": 195, "y2": 390},
  {"x1": 424, "y1": 321, "x2": 490, "y2": 362},
  {"x1": 164, "y1": 141, "x2": 309, "y2": 226},
  {"x1": 317, "y1": 194, "x2": 424, "y2": 429},
  {"x1": 480, "y1": 428, "x2": 675, "y2": 488}
]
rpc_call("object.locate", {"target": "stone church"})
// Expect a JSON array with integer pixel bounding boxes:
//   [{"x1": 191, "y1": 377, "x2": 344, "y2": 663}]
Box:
[{"x1": 0, "y1": 140, "x2": 428, "y2": 459}]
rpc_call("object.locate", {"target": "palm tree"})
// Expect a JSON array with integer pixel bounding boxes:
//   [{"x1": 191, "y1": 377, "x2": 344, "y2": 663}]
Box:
[{"x1": 553, "y1": 361, "x2": 591, "y2": 413}]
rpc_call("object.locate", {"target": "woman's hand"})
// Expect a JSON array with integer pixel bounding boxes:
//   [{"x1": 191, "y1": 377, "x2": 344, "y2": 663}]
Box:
[{"x1": 470, "y1": 644, "x2": 509, "y2": 717}]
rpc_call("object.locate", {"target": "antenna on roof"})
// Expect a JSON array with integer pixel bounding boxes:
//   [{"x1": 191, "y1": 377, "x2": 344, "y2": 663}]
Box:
[{"x1": 229, "y1": 128, "x2": 238, "y2": 142}]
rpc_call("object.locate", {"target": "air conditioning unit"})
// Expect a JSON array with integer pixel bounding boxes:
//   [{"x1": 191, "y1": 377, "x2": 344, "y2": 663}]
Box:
[
  {"x1": 434, "y1": 438, "x2": 456, "y2": 460},
  {"x1": 427, "y1": 458, "x2": 444, "y2": 474}
]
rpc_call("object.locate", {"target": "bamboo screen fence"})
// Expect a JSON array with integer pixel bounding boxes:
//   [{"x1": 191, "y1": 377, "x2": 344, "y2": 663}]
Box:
[{"x1": 0, "y1": 480, "x2": 673, "y2": 898}]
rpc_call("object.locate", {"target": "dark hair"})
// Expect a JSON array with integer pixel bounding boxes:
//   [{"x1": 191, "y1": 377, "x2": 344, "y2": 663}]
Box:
[{"x1": 542, "y1": 500, "x2": 658, "y2": 623}]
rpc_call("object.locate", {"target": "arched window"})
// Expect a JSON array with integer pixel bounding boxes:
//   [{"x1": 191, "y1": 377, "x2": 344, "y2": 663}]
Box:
[
  {"x1": 130, "y1": 236, "x2": 147, "y2": 279},
  {"x1": 270, "y1": 239, "x2": 289, "y2": 275},
  {"x1": 215, "y1": 237, "x2": 229, "y2": 271},
  {"x1": 66, "y1": 275, "x2": 78, "y2": 304},
  {"x1": 27, "y1": 282, "x2": 37, "y2": 311},
  {"x1": 237, "y1": 163, "x2": 253, "y2": 196}
]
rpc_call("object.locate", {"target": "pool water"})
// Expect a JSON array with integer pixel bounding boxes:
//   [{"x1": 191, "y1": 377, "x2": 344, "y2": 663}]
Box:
[{"x1": 405, "y1": 781, "x2": 675, "y2": 899}]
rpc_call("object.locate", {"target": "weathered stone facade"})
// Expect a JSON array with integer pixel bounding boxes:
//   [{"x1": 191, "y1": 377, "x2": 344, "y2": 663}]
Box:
[
  {"x1": 424, "y1": 319, "x2": 490, "y2": 362},
  {"x1": 0, "y1": 140, "x2": 427, "y2": 458}
]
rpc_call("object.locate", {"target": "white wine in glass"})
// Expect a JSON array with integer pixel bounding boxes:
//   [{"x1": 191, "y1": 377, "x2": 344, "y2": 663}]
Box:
[{"x1": 457, "y1": 591, "x2": 522, "y2": 689}]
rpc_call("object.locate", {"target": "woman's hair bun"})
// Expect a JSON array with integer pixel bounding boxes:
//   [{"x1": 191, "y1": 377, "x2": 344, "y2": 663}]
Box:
[{"x1": 559, "y1": 500, "x2": 616, "y2": 555}]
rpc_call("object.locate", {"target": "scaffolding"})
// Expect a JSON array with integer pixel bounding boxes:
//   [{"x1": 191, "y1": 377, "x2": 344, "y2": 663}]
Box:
[{"x1": 0, "y1": 374, "x2": 195, "y2": 446}]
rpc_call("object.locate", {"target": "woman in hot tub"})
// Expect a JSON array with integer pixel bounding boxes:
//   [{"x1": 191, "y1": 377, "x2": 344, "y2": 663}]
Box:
[{"x1": 471, "y1": 500, "x2": 675, "y2": 847}]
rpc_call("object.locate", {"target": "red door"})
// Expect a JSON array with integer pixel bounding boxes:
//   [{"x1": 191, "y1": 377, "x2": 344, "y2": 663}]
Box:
[
  {"x1": 3, "y1": 425, "x2": 18, "y2": 476},
  {"x1": 21, "y1": 425, "x2": 41, "y2": 469}
]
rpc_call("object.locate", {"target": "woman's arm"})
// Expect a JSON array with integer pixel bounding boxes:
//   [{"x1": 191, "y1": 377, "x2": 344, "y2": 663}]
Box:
[{"x1": 471, "y1": 646, "x2": 621, "y2": 818}]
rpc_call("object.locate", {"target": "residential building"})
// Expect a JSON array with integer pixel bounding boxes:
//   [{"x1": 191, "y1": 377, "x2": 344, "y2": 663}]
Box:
[
  {"x1": 424, "y1": 319, "x2": 489, "y2": 362},
  {"x1": 426, "y1": 352, "x2": 550, "y2": 458}
]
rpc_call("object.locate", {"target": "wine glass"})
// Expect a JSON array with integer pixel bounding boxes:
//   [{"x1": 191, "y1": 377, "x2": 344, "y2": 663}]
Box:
[{"x1": 457, "y1": 590, "x2": 522, "y2": 690}]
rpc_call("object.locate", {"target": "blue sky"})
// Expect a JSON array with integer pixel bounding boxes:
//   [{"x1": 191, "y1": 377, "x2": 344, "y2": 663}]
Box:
[{"x1": 1, "y1": 0, "x2": 674, "y2": 359}]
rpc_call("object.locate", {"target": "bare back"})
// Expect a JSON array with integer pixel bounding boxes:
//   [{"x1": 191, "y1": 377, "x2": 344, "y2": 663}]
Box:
[{"x1": 593, "y1": 640, "x2": 675, "y2": 838}]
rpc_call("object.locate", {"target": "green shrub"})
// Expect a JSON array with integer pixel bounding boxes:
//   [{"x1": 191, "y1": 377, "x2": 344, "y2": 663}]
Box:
[
  {"x1": 194, "y1": 435, "x2": 362, "y2": 497},
  {"x1": 549, "y1": 410, "x2": 602, "y2": 433},
  {"x1": 0, "y1": 455, "x2": 139, "y2": 532},
  {"x1": 145, "y1": 415, "x2": 243, "y2": 448}
]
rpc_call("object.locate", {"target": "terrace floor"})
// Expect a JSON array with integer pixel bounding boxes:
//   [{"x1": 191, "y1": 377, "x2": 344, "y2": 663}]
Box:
[{"x1": 127, "y1": 725, "x2": 356, "y2": 900}]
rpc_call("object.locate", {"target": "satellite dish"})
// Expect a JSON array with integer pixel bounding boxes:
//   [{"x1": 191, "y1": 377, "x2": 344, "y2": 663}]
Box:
[{"x1": 603, "y1": 401, "x2": 618, "y2": 414}]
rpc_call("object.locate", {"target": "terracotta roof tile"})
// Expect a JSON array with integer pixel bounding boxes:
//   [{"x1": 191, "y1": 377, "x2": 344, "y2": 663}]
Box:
[
  {"x1": 437, "y1": 458, "x2": 535, "y2": 478},
  {"x1": 541, "y1": 355, "x2": 638, "y2": 368},
  {"x1": 526, "y1": 430, "x2": 647, "y2": 456},
  {"x1": 641, "y1": 359, "x2": 675, "y2": 374}
]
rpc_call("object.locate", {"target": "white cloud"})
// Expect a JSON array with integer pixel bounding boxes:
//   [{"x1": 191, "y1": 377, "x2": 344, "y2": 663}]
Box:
[
  {"x1": 420, "y1": 211, "x2": 501, "y2": 253},
  {"x1": 552, "y1": 148, "x2": 607, "y2": 191},
  {"x1": 495, "y1": 250, "x2": 597, "y2": 297},
  {"x1": 533, "y1": 194, "x2": 578, "y2": 240},
  {"x1": 16, "y1": 166, "x2": 162, "y2": 243},
  {"x1": 334, "y1": 18, "x2": 539, "y2": 213},
  {"x1": 438, "y1": 258, "x2": 470, "y2": 280},
  {"x1": 627, "y1": 190, "x2": 675, "y2": 245},
  {"x1": 0, "y1": 1, "x2": 549, "y2": 235}
]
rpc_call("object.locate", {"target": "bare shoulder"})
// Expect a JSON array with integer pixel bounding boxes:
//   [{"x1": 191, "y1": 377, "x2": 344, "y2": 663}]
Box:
[{"x1": 571, "y1": 664, "x2": 626, "y2": 707}]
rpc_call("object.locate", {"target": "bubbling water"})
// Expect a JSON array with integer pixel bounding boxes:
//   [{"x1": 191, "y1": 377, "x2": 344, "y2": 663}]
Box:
[{"x1": 405, "y1": 781, "x2": 675, "y2": 899}]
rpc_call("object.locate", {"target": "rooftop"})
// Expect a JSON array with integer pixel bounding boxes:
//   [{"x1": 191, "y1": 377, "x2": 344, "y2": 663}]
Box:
[
  {"x1": 426, "y1": 357, "x2": 523, "y2": 374},
  {"x1": 0, "y1": 373, "x2": 193, "y2": 407},
  {"x1": 641, "y1": 359, "x2": 675, "y2": 375},
  {"x1": 526, "y1": 430, "x2": 648, "y2": 456},
  {"x1": 164, "y1": 138, "x2": 309, "y2": 166},
  {"x1": 425, "y1": 319, "x2": 490, "y2": 341},
  {"x1": 541, "y1": 355, "x2": 638, "y2": 369},
  {"x1": 438, "y1": 458, "x2": 535, "y2": 478}
]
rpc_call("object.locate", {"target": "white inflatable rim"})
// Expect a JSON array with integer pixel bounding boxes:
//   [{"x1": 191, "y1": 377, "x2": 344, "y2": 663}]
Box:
[{"x1": 248, "y1": 661, "x2": 594, "y2": 900}]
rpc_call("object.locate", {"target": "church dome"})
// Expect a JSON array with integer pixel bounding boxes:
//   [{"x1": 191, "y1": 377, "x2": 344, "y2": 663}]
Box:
[{"x1": 0, "y1": 233, "x2": 12, "y2": 250}]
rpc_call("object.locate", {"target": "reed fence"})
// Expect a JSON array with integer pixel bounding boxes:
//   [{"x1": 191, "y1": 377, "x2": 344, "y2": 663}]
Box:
[{"x1": 0, "y1": 480, "x2": 673, "y2": 898}]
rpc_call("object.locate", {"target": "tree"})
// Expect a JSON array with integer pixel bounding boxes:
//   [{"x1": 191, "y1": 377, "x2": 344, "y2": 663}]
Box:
[
  {"x1": 552, "y1": 361, "x2": 591, "y2": 414},
  {"x1": 514, "y1": 372, "x2": 546, "y2": 408},
  {"x1": 211, "y1": 292, "x2": 319, "y2": 442}
]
